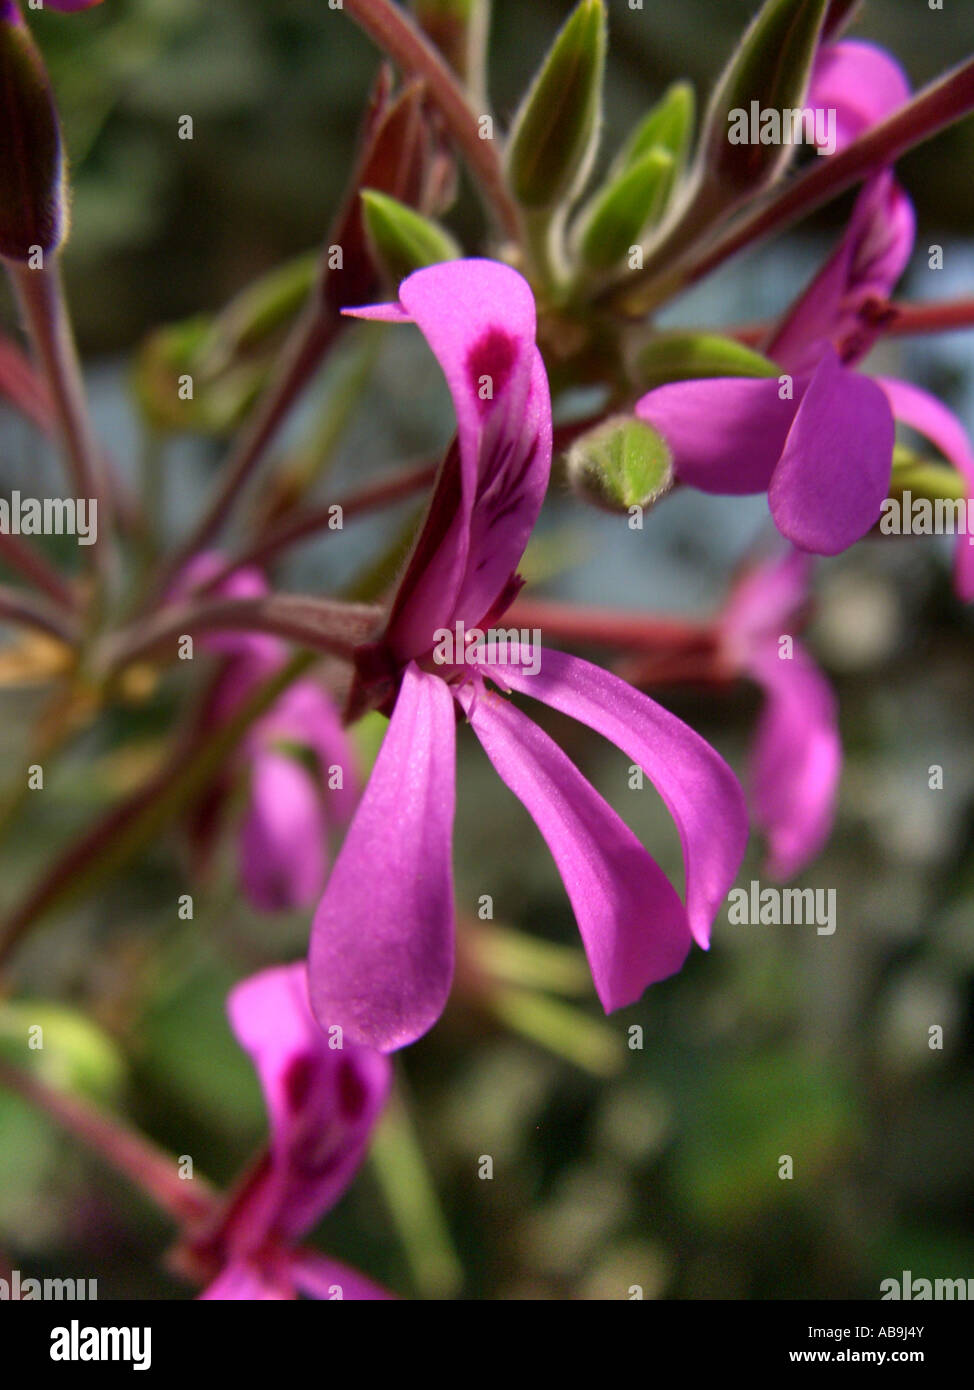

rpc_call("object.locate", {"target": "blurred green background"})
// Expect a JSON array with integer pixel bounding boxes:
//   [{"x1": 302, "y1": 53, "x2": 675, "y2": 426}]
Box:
[{"x1": 0, "y1": 0, "x2": 973, "y2": 1300}]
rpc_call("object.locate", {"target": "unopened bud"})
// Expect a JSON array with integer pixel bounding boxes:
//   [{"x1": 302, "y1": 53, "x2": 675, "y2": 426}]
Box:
[{"x1": 567, "y1": 415, "x2": 673, "y2": 513}]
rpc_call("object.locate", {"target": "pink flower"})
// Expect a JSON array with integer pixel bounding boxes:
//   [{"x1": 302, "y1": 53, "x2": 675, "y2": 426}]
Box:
[
  {"x1": 195, "y1": 964, "x2": 392, "y2": 1301},
  {"x1": 307, "y1": 260, "x2": 748, "y2": 1052}
]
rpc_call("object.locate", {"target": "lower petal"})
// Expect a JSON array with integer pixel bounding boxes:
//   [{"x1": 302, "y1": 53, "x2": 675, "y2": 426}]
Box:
[
  {"x1": 290, "y1": 1251, "x2": 394, "y2": 1301},
  {"x1": 309, "y1": 664, "x2": 457, "y2": 1052},
  {"x1": 495, "y1": 649, "x2": 747, "y2": 950},
  {"x1": 770, "y1": 351, "x2": 893, "y2": 554},
  {"x1": 239, "y1": 751, "x2": 328, "y2": 912},
  {"x1": 460, "y1": 685, "x2": 692, "y2": 1012}
]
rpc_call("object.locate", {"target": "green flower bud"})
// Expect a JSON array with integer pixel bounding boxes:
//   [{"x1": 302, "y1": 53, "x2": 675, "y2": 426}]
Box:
[
  {"x1": 360, "y1": 189, "x2": 461, "y2": 285},
  {"x1": 567, "y1": 414, "x2": 673, "y2": 513},
  {"x1": 505, "y1": 0, "x2": 607, "y2": 211},
  {"x1": 577, "y1": 148, "x2": 676, "y2": 271},
  {"x1": 634, "y1": 332, "x2": 778, "y2": 389},
  {"x1": 699, "y1": 0, "x2": 829, "y2": 197},
  {"x1": 611, "y1": 81, "x2": 695, "y2": 177},
  {"x1": 0, "y1": 8, "x2": 66, "y2": 262},
  {"x1": 889, "y1": 444, "x2": 967, "y2": 503}
]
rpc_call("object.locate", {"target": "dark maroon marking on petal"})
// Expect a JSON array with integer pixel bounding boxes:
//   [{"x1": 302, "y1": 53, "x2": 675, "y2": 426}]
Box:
[
  {"x1": 337, "y1": 1057, "x2": 369, "y2": 1122},
  {"x1": 466, "y1": 328, "x2": 518, "y2": 415},
  {"x1": 283, "y1": 1054, "x2": 316, "y2": 1114}
]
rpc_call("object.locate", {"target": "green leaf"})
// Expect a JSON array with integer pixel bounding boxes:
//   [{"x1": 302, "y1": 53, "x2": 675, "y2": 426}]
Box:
[
  {"x1": 577, "y1": 148, "x2": 676, "y2": 271},
  {"x1": 360, "y1": 189, "x2": 461, "y2": 285},
  {"x1": 567, "y1": 414, "x2": 673, "y2": 513},
  {"x1": 505, "y1": 0, "x2": 607, "y2": 210},
  {"x1": 0, "y1": 1001, "x2": 124, "y2": 1103}
]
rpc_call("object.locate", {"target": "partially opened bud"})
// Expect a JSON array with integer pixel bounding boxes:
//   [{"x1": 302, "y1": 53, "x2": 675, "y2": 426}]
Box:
[
  {"x1": 567, "y1": 414, "x2": 673, "y2": 513},
  {"x1": 0, "y1": 4, "x2": 66, "y2": 262},
  {"x1": 634, "y1": 332, "x2": 778, "y2": 390},
  {"x1": 577, "y1": 148, "x2": 675, "y2": 271},
  {"x1": 505, "y1": 0, "x2": 606, "y2": 211},
  {"x1": 360, "y1": 190, "x2": 461, "y2": 285},
  {"x1": 699, "y1": 0, "x2": 829, "y2": 197}
]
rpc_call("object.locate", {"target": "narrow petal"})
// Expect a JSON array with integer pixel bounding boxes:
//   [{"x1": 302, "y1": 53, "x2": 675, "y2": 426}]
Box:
[
  {"x1": 721, "y1": 549, "x2": 815, "y2": 659},
  {"x1": 746, "y1": 641, "x2": 842, "y2": 880},
  {"x1": 769, "y1": 350, "x2": 893, "y2": 554},
  {"x1": 459, "y1": 685, "x2": 692, "y2": 1010},
  {"x1": 309, "y1": 663, "x2": 457, "y2": 1051},
  {"x1": 289, "y1": 1251, "x2": 394, "y2": 1301},
  {"x1": 495, "y1": 649, "x2": 748, "y2": 950},
  {"x1": 877, "y1": 376, "x2": 974, "y2": 602},
  {"x1": 239, "y1": 750, "x2": 328, "y2": 913},
  {"x1": 636, "y1": 376, "x2": 800, "y2": 494},
  {"x1": 226, "y1": 963, "x2": 391, "y2": 1247},
  {"x1": 807, "y1": 41, "x2": 911, "y2": 152}
]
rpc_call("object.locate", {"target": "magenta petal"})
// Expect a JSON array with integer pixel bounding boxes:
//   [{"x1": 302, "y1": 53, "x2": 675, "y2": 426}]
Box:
[
  {"x1": 289, "y1": 1251, "x2": 394, "y2": 1301},
  {"x1": 460, "y1": 686, "x2": 692, "y2": 1010},
  {"x1": 877, "y1": 376, "x2": 974, "y2": 602},
  {"x1": 261, "y1": 680, "x2": 359, "y2": 823},
  {"x1": 747, "y1": 642, "x2": 841, "y2": 880},
  {"x1": 199, "y1": 1261, "x2": 292, "y2": 1301},
  {"x1": 227, "y1": 964, "x2": 391, "y2": 1246},
  {"x1": 239, "y1": 750, "x2": 328, "y2": 913},
  {"x1": 350, "y1": 261, "x2": 550, "y2": 659},
  {"x1": 636, "y1": 377, "x2": 800, "y2": 494},
  {"x1": 807, "y1": 41, "x2": 911, "y2": 151},
  {"x1": 309, "y1": 664, "x2": 457, "y2": 1051},
  {"x1": 496, "y1": 650, "x2": 748, "y2": 950},
  {"x1": 721, "y1": 549, "x2": 814, "y2": 655},
  {"x1": 770, "y1": 350, "x2": 893, "y2": 554}
]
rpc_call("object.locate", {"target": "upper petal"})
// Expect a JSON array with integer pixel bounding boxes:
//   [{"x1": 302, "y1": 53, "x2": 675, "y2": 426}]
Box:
[
  {"x1": 309, "y1": 663, "x2": 457, "y2": 1052},
  {"x1": 226, "y1": 963, "x2": 391, "y2": 1247},
  {"x1": 459, "y1": 684, "x2": 692, "y2": 1011},
  {"x1": 746, "y1": 641, "x2": 842, "y2": 880},
  {"x1": 877, "y1": 376, "x2": 974, "y2": 602},
  {"x1": 806, "y1": 40, "x2": 911, "y2": 152},
  {"x1": 769, "y1": 350, "x2": 893, "y2": 554},
  {"x1": 496, "y1": 649, "x2": 748, "y2": 950},
  {"x1": 348, "y1": 260, "x2": 551, "y2": 658},
  {"x1": 635, "y1": 376, "x2": 800, "y2": 495}
]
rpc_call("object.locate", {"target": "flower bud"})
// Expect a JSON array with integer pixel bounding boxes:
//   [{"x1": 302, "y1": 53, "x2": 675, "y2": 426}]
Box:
[
  {"x1": 360, "y1": 190, "x2": 461, "y2": 285},
  {"x1": 699, "y1": 0, "x2": 829, "y2": 198},
  {"x1": 0, "y1": 5, "x2": 66, "y2": 262},
  {"x1": 611, "y1": 81, "x2": 695, "y2": 178},
  {"x1": 505, "y1": 0, "x2": 606, "y2": 211},
  {"x1": 634, "y1": 332, "x2": 778, "y2": 390},
  {"x1": 567, "y1": 415, "x2": 673, "y2": 513},
  {"x1": 576, "y1": 149, "x2": 675, "y2": 272}
]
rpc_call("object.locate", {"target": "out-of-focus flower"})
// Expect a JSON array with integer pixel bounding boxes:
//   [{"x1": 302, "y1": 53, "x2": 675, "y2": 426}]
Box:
[
  {"x1": 190, "y1": 964, "x2": 391, "y2": 1301},
  {"x1": 719, "y1": 550, "x2": 841, "y2": 880},
  {"x1": 307, "y1": 259, "x2": 748, "y2": 1053},
  {"x1": 175, "y1": 556, "x2": 358, "y2": 913}
]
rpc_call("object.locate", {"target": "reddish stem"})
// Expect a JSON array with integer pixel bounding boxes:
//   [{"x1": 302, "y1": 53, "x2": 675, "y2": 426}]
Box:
[{"x1": 506, "y1": 597, "x2": 716, "y2": 655}]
